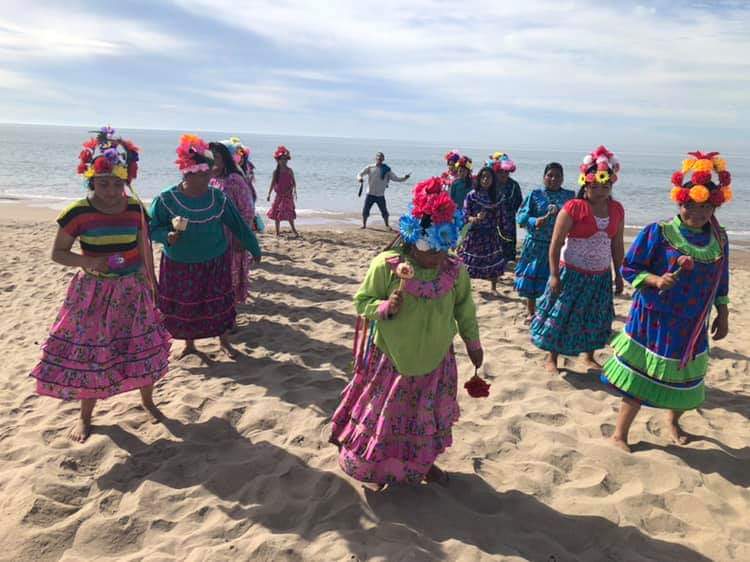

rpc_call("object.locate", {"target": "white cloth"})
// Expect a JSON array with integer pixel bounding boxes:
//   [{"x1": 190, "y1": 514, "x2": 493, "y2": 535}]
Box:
[
  {"x1": 561, "y1": 217, "x2": 612, "y2": 273},
  {"x1": 357, "y1": 164, "x2": 408, "y2": 196}
]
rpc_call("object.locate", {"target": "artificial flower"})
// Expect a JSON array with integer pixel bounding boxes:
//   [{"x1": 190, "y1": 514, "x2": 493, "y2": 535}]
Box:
[
  {"x1": 399, "y1": 214, "x2": 422, "y2": 244},
  {"x1": 681, "y1": 159, "x2": 696, "y2": 173},
  {"x1": 722, "y1": 186, "x2": 733, "y2": 202},
  {"x1": 77, "y1": 163, "x2": 88, "y2": 174},
  {"x1": 597, "y1": 162, "x2": 609, "y2": 171},
  {"x1": 690, "y1": 171, "x2": 711, "y2": 186},
  {"x1": 430, "y1": 192, "x2": 457, "y2": 224},
  {"x1": 127, "y1": 162, "x2": 138, "y2": 180},
  {"x1": 595, "y1": 170, "x2": 610, "y2": 184},
  {"x1": 709, "y1": 189, "x2": 725, "y2": 206},
  {"x1": 83, "y1": 138, "x2": 97, "y2": 150},
  {"x1": 464, "y1": 374, "x2": 490, "y2": 398},
  {"x1": 691, "y1": 159, "x2": 713, "y2": 173},
  {"x1": 84, "y1": 167, "x2": 95, "y2": 178},
  {"x1": 427, "y1": 222, "x2": 458, "y2": 251},
  {"x1": 79, "y1": 149, "x2": 92, "y2": 163},
  {"x1": 112, "y1": 166, "x2": 128, "y2": 180},
  {"x1": 674, "y1": 187, "x2": 691, "y2": 204},
  {"x1": 689, "y1": 185, "x2": 710, "y2": 203},
  {"x1": 718, "y1": 171, "x2": 731, "y2": 187},
  {"x1": 713, "y1": 157, "x2": 727, "y2": 172},
  {"x1": 671, "y1": 171, "x2": 684, "y2": 186},
  {"x1": 578, "y1": 173, "x2": 586, "y2": 186},
  {"x1": 93, "y1": 157, "x2": 113, "y2": 174}
]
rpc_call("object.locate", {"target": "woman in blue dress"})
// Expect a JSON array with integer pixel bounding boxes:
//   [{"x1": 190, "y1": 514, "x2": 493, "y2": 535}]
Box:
[
  {"x1": 515, "y1": 163, "x2": 575, "y2": 320},
  {"x1": 602, "y1": 151, "x2": 732, "y2": 452}
]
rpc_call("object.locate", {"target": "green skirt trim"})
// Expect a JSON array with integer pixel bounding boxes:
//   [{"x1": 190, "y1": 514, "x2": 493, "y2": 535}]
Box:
[
  {"x1": 609, "y1": 331, "x2": 708, "y2": 383},
  {"x1": 602, "y1": 356, "x2": 705, "y2": 410}
]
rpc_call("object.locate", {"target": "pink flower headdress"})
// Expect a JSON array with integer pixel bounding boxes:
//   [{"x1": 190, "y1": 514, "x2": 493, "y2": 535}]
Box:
[
  {"x1": 175, "y1": 134, "x2": 214, "y2": 174},
  {"x1": 670, "y1": 151, "x2": 732, "y2": 206},
  {"x1": 487, "y1": 151, "x2": 516, "y2": 173},
  {"x1": 455, "y1": 155, "x2": 473, "y2": 170},
  {"x1": 77, "y1": 126, "x2": 139, "y2": 183},
  {"x1": 577, "y1": 145, "x2": 620, "y2": 187},
  {"x1": 274, "y1": 145, "x2": 291, "y2": 160},
  {"x1": 444, "y1": 150, "x2": 461, "y2": 165}
]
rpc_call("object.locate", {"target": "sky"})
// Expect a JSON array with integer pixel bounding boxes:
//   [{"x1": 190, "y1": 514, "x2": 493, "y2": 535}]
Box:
[{"x1": 0, "y1": 0, "x2": 748, "y2": 150}]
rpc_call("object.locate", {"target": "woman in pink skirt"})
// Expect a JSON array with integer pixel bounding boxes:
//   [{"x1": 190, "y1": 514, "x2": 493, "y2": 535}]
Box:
[
  {"x1": 266, "y1": 145, "x2": 299, "y2": 237},
  {"x1": 330, "y1": 177, "x2": 483, "y2": 489},
  {"x1": 30, "y1": 126, "x2": 171, "y2": 443},
  {"x1": 210, "y1": 140, "x2": 255, "y2": 304}
]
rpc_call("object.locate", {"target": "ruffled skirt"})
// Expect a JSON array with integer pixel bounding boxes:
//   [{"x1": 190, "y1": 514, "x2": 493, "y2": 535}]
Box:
[
  {"x1": 514, "y1": 237, "x2": 551, "y2": 299},
  {"x1": 330, "y1": 347, "x2": 459, "y2": 485},
  {"x1": 30, "y1": 272, "x2": 170, "y2": 400}
]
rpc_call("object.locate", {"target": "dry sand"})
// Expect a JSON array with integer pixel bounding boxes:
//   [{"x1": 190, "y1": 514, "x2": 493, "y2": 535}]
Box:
[{"x1": 0, "y1": 203, "x2": 748, "y2": 562}]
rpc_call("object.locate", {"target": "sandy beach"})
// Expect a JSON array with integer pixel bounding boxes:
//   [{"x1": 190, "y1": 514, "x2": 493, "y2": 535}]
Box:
[{"x1": 0, "y1": 202, "x2": 748, "y2": 562}]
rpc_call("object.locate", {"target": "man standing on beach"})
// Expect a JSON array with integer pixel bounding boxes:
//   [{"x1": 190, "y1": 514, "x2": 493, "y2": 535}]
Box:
[{"x1": 357, "y1": 152, "x2": 410, "y2": 230}]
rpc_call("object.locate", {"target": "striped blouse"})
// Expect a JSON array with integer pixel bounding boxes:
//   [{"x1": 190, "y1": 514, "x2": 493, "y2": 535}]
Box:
[{"x1": 57, "y1": 197, "x2": 145, "y2": 277}]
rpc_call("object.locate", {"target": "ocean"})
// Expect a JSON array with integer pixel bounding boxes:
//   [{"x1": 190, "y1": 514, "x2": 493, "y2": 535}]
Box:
[{"x1": 1, "y1": 123, "x2": 747, "y2": 238}]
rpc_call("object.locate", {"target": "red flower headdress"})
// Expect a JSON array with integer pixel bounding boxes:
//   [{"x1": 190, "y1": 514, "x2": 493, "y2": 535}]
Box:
[
  {"x1": 175, "y1": 134, "x2": 213, "y2": 174},
  {"x1": 577, "y1": 145, "x2": 620, "y2": 186},
  {"x1": 670, "y1": 151, "x2": 732, "y2": 206},
  {"x1": 274, "y1": 145, "x2": 291, "y2": 160}
]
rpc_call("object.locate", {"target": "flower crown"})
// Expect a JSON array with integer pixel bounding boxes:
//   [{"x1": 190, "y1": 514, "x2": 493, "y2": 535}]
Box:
[
  {"x1": 456, "y1": 155, "x2": 473, "y2": 170},
  {"x1": 274, "y1": 145, "x2": 291, "y2": 160},
  {"x1": 221, "y1": 137, "x2": 252, "y2": 167},
  {"x1": 577, "y1": 145, "x2": 620, "y2": 186},
  {"x1": 486, "y1": 151, "x2": 516, "y2": 173},
  {"x1": 399, "y1": 177, "x2": 464, "y2": 252},
  {"x1": 670, "y1": 151, "x2": 732, "y2": 206},
  {"x1": 175, "y1": 134, "x2": 214, "y2": 173},
  {"x1": 445, "y1": 150, "x2": 461, "y2": 164},
  {"x1": 77, "y1": 126, "x2": 139, "y2": 183}
]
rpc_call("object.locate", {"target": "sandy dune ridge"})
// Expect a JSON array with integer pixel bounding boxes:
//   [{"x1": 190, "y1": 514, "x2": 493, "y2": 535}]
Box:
[{"x1": 0, "y1": 214, "x2": 748, "y2": 561}]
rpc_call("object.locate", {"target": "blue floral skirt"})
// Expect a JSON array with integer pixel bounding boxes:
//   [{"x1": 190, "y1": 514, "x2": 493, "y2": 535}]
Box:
[
  {"x1": 514, "y1": 237, "x2": 551, "y2": 299},
  {"x1": 459, "y1": 226, "x2": 505, "y2": 279},
  {"x1": 531, "y1": 266, "x2": 613, "y2": 355}
]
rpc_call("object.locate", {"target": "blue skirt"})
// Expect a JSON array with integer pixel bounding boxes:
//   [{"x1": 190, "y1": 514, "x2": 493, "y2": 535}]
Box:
[
  {"x1": 531, "y1": 266, "x2": 613, "y2": 355},
  {"x1": 514, "y1": 237, "x2": 551, "y2": 299}
]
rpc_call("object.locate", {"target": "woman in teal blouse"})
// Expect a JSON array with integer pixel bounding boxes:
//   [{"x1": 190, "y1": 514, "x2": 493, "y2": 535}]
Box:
[{"x1": 150, "y1": 134, "x2": 261, "y2": 357}]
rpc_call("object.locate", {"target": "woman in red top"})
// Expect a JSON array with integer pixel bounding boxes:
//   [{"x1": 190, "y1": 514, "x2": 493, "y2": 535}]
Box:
[{"x1": 531, "y1": 146, "x2": 625, "y2": 373}]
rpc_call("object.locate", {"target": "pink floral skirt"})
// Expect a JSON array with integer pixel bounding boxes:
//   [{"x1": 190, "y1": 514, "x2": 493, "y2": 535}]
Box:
[
  {"x1": 267, "y1": 192, "x2": 296, "y2": 221},
  {"x1": 30, "y1": 271, "x2": 171, "y2": 400},
  {"x1": 330, "y1": 346, "x2": 459, "y2": 485}
]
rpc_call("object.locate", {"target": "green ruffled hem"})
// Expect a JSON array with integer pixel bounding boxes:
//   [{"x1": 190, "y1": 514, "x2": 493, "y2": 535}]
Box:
[
  {"x1": 610, "y1": 331, "x2": 707, "y2": 382},
  {"x1": 602, "y1": 356, "x2": 704, "y2": 410},
  {"x1": 632, "y1": 271, "x2": 650, "y2": 290},
  {"x1": 715, "y1": 296, "x2": 729, "y2": 305}
]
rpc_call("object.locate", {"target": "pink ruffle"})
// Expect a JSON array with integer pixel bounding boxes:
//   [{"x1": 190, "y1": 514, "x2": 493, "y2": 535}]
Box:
[{"x1": 386, "y1": 256, "x2": 460, "y2": 300}]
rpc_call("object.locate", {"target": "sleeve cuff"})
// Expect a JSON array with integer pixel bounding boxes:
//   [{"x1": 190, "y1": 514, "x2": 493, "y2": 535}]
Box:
[
  {"x1": 631, "y1": 271, "x2": 650, "y2": 290},
  {"x1": 715, "y1": 296, "x2": 730, "y2": 305},
  {"x1": 377, "y1": 300, "x2": 391, "y2": 320},
  {"x1": 465, "y1": 339, "x2": 482, "y2": 351}
]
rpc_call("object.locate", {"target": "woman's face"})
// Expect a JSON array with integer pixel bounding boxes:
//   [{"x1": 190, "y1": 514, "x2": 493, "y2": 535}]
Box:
[
  {"x1": 183, "y1": 170, "x2": 212, "y2": 190},
  {"x1": 409, "y1": 246, "x2": 447, "y2": 269},
  {"x1": 680, "y1": 201, "x2": 714, "y2": 228},
  {"x1": 91, "y1": 175, "x2": 125, "y2": 206},
  {"x1": 585, "y1": 181, "x2": 611, "y2": 203},
  {"x1": 278, "y1": 156, "x2": 289, "y2": 167},
  {"x1": 212, "y1": 150, "x2": 226, "y2": 176},
  {"x1": 544, "y1": 168, "x2": 563, "y2": 190},
  {"x1": 495, "y1": 169, "x2": 509, "y2": 185},
  {"x1": 479, "y1": 171, "x2": 492, "y2": 190},
  {"x1": 458, "y1": 166, "x2": 470, "y2": 180}
]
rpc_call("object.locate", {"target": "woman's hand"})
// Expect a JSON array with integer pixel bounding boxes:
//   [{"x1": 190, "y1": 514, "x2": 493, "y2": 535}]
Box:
[
  {"x1": 614, "y1": 274, "x2": 624, "y2": 295},
  {"x1": 711, "y1": 308, "x2": 729, "y2": 340},
  {"x1": 167, "y1": 231, "x2": 181, "y2": 246},
  {"x1": 535, "y1": 215, "x2": 549, "y2": 229},
  {"x1": 387, "y1": 289, "x2": 404, "y2": 317},
  {"x1": 654, "y1": 272, "x2": 676, "y2": 291},
  {"x1": 85, "y1": 256, "x2": 109, "y2": 273},
  {"x1": 467, "y1": 346, "x2": 484, "y2": 369},
  {"x1": 549, "y1": 274, "x2": 562, "y2": 295}
]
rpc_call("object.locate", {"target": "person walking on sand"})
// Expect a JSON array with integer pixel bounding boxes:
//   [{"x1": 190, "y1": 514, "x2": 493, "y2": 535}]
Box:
[
  {"x1": 266, "y1": 145, "x2": 299, "y2": 237},
  {"x1": 30, "y1": 126, "x2": 171, "y2": 443},
  {"x1": 357, "y1": 152, "x2": 411, "y2": 230},
  {"x1": 601, "y1": 151, "x2": 732, "y2": 452}
]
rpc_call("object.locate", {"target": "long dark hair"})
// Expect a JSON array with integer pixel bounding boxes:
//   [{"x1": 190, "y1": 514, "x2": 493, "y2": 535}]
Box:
[
  {"x1": 477, "y1": 166, "x2": 499, "y2": 203},
  {"x1": 209, "y1": 142, "x2": 244, "y2": 179}
]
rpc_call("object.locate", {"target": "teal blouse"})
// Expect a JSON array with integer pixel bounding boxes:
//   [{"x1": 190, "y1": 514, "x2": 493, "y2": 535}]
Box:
[{"x1": 149, "y1": 185, "x2": 261, "y2": 263}]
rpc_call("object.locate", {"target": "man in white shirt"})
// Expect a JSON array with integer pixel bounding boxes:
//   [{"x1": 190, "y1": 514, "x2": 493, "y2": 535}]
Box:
[{"x1": 357, "y1": 152, "x2": 410, "y2": 229}]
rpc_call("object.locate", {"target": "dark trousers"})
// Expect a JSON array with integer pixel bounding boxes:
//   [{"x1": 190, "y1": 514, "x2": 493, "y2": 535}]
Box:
[{"x1": 363, "y1": 194, "x2": 389, "y2": 220}]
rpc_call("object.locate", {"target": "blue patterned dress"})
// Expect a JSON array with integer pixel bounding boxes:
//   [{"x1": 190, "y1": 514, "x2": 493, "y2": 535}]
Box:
[
  {"x1": 459, "y1": 190, "x2": 505, "y2": 279},
  {"x1": 601, "y1": 216, "x2": 729, "y2": 409},
  {"x1": 514, "y1": 188, "x2": 575, "y2": 299}
]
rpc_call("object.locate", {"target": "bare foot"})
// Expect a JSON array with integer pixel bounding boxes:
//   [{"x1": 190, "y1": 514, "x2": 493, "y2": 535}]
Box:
[
  {"x1": 425, "y1": 464, "x2": 450, "y2": 486},
  {"x1": 219, "y1": 334, "x2": 237, "y2": 358},
  {"x1": 545, "y1": 357, "x2": 560, "y2": 374},
  {"x1": 69, "y1": 418, "x2": 92, "y2": 443},
  {"x1": 669, "y1": 423, "x2": 691, "y2": 445},
  {"x1": 583, "y1": 356, "x2": 602, "y2": 371},
  {"x1": 360, "y1": 225, "x2": 366, "y2": 229},
  {"x1": 610, "y1": 436, "x2": 631, "y2": 453},
  {"x1": 362, "y1": 482, "x2": 386, "y2": 492},
  {"x1": 142, "y1": 399, "x2": 165, "y2": 424},
  {"x1": 524, "y1": 314, "x2": 534, "y2": 325},
  {"x1": 490, "y1": 280, "x2": 498, "y2": 292},
  {"x1": 178, "y1": 342, "x2": 198, "y2": 359}
]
